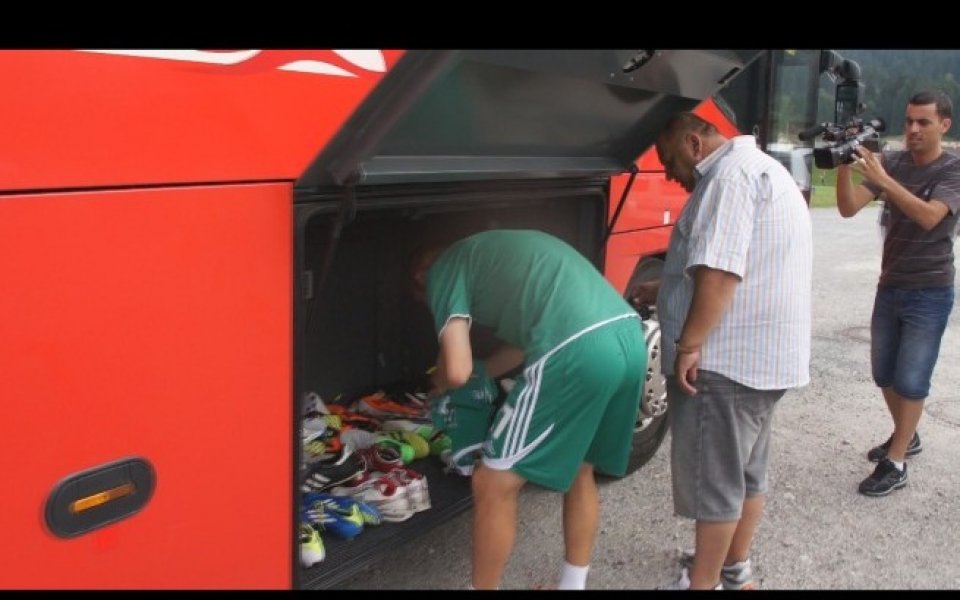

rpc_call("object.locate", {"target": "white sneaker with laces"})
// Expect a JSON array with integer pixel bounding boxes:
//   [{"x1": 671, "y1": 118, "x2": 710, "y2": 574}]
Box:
[
  {"x1": 387, "y1": 467, "x2": 431, "y2": 512},
  {"x1": 330, "y1": 476, "x2": 414, "y2": 522}
]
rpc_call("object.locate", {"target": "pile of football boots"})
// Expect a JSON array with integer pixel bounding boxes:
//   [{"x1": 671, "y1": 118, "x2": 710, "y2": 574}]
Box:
[{"x1": 298, "y1": 386, "x2": 452, "y2": 567}]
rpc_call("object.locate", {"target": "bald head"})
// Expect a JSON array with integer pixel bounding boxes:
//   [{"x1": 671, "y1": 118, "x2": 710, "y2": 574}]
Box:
[{"x1": 655, "y1": 112, "x2": 727, "y2": 193}]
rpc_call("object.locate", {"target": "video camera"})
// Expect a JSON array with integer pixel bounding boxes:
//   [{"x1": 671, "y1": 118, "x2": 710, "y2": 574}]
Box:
[
  {"x1": 798, "y1": 76, "x2": 886, "y2": 169},
  {"x1": 800, "y1": 117, "x2": 886, "y2": 169}
]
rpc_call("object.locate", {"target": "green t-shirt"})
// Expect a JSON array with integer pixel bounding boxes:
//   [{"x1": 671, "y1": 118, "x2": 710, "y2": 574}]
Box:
[{"x1": 426, "y1": 229, "x2": 635, "y2": 361}]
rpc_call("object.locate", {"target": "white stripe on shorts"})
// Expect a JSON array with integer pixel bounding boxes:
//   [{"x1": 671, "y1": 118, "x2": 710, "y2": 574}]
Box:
[{"x1": 484, "y1": 313, "x2": 638, "y2": 470}]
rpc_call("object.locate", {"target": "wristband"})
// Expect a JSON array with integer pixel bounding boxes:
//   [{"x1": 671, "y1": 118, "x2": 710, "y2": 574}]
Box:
[{"x1": 674, "y1": 340, "x2": 701, "y2": 354}]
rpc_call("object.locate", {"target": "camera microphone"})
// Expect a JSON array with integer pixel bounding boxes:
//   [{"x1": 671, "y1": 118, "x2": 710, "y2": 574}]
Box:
[{"x1": 798, "y1": 123, "x2": 828, "y2": 141}]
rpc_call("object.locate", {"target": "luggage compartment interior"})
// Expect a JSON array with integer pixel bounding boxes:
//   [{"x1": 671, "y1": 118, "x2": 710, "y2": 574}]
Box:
[{"x1": 295, "y1": 180, "x2": 607, "y2": 589}]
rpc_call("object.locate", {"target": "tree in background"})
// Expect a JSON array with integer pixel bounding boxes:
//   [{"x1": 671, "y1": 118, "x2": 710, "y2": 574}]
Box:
[{"x1": 818, "y1": 50, "x2": 960, "y2": 142}]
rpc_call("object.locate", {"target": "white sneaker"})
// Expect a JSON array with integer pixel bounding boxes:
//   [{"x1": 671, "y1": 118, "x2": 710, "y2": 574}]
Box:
[
  {"x1": 339, "y1": 428, "x2": 379, "y2": 450},
  {"x1": 303, "y1": 391, "x2": 330, "y2": 416},
  {"x1": 330, "y1": 476, "x2": 414, "y2": 523},
  {"x1": 658, "y1": 567, "x2": 722, "y2": 590},
  {"x1": 302, "y1": 416, "x2": 328, "y2": 443},
  {"x1": 680, "y1": 549, "x2": 756, "y2": 590},
  {"x1": 387, "y1": 467, "x2": 431, "y2": 512}
]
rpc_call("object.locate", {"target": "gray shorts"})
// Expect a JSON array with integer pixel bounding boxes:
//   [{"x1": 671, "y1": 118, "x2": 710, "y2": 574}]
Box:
[{"x1": 668, "y1": 370, "x2": 785, "y2": 521}]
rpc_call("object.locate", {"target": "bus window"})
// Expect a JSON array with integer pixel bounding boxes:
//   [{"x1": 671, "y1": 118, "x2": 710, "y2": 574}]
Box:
[{"x1": 766, "y1": 50, "x2": 821, "y2": 199}]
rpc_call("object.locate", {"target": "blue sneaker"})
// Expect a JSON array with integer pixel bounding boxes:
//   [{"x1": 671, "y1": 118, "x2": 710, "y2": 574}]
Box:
[
  {"x1": 301, "y1": 502, "x2": 364, "y2": 540},
  {"x1": 303, "y1": 491, "x2": 383, "y2": 526}
]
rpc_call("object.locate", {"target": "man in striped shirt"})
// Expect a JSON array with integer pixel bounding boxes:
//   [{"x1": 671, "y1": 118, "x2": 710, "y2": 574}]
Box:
[{"x1": 640, "y1": 112, "x2": 812, "y2": 590}]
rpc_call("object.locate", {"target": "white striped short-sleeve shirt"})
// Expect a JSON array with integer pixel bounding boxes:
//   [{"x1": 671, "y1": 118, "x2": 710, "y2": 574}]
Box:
[{"x1": 657, "y1": 135, "x2": 812, "y2": 390}]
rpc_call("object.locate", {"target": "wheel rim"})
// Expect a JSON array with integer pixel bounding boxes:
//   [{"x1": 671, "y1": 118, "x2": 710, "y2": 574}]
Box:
[
  {"x1": 637, "y1": 318, "x2": 668, "y2": 425},
  {"x1": 625, "y1": 257, "x2": 668, "y2": 431}
]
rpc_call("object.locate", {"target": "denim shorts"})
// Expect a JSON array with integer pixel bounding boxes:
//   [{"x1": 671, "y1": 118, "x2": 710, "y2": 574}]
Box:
[
  {"x1": 668, "y1": 371, "x2": 785, "y2": 522},
  {"x1": 871, "y1": 285, "x2": 955, "y2": 400}
]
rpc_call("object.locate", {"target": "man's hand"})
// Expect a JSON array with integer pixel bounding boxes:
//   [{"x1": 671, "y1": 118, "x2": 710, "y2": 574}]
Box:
[
  {"x1": 850, "y1": 147, "x2": 887, "y2": 184},
  {"x1": 630, "y1": 280, "x2": 660, "y2": 308},
  {"x1": 674, "y1": 349, "x2": 700, "y2": 396},
  {"x1": 836, "y1": 154, "x2": 876, "y2": 218}
]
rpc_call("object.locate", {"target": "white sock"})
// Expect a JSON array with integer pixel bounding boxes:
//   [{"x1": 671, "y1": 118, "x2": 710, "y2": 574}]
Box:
[
  {"x1": 557, "y1": 561, "x2": 589, "y2": 590},
  {"x1": 891, "y1": 459, "x2": 905, "y2": 471}
]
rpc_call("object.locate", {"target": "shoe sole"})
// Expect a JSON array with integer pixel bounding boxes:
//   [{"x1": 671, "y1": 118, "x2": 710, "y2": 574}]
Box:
[
  {"x1": 379, "y1": 509, "x2": 415, "y2": 522},
  {"x1": 726, "y1": 582, "x2": 758, "y2": 590},
  {"x1": 301, "y1": 550, "x2": 325, "y2": 568}
]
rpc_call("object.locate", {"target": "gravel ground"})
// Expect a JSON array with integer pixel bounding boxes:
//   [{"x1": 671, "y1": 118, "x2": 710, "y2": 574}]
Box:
[{"x1": 336, "y1": 205, "x2": 960, "y2": 590}]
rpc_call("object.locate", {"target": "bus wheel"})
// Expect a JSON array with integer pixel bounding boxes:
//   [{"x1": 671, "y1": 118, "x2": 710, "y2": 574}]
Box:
[
  {"x1": 624, "y1": 256, "x2": 664, "y2": 310},
  {"x1": 601, "y1": 256, "x2": 670, "y2": 480},
  {"x1": 625, "y1": 315, "x2": 669, "y2": 475}
]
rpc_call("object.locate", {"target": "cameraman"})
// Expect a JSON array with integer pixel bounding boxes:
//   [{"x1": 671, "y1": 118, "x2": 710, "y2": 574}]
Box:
[{"x1": 836, "y1": 89, "x2": 960, "y2": 497}]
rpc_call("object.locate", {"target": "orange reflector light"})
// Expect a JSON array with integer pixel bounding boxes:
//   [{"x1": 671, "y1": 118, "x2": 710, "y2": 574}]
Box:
[{"x1": 69, "y1": 482, "x2": 136, "y2": 513}]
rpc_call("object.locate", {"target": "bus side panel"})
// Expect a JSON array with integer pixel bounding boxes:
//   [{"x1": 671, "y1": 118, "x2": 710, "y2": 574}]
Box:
[
  {"x1": 608, "y1": 171, "x2": 686, "y2": 234},
  {"x1": 0, "y1": 184, "x2": 292, "y2": 589},
  {"x1": 604, "y1": 98, "x2": 742, "y2": 293},
  {"x1": 0, "y1": 50, "x2": 403, "y2": 191},
  {"x1": 604, "y1": 224, "x2": 672, "y2": 295},
  {"x1": 605, "y1": 171, "x2": 685, "y2": 294}
]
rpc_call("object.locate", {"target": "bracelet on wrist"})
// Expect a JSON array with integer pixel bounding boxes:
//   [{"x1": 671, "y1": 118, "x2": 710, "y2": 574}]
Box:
[{"x1": 674, "y1": 339, "x2": 701, "y2": 354}]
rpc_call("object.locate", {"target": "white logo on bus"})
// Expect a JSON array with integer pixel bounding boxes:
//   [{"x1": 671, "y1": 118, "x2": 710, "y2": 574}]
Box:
[{"x1": 77, "y1": 50, "x2": 386, "y2": 77}]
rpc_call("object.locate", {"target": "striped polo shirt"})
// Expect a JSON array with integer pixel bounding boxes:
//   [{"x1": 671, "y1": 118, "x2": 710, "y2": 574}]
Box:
[{"x1": 657, "y1": 135, "x2": 812, "y2": 390}]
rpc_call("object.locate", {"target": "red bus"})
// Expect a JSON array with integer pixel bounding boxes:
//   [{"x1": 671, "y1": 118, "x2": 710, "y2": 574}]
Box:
[{"x1": 0, "y1": 49, "x2": 833, "y2": 589}]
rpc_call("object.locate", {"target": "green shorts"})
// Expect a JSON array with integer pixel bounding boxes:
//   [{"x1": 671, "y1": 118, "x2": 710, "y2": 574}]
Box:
[{"x1": 482, "y1": 315, "x2": 645, "y2": 492}]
